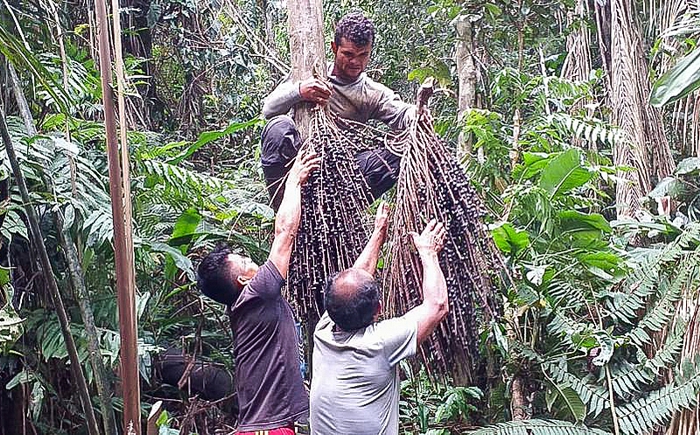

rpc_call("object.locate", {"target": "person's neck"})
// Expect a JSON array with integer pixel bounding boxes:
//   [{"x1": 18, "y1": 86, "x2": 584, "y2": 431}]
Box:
[{"x1": 330, "y1": 66, "x2": 361, "y2": 84}]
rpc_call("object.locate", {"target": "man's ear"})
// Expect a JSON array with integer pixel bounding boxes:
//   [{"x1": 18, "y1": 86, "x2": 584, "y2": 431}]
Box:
[
  {"x1": 374, "y1": 300, "x2": 383, "y2": 321},
  {"x1": 237, "y1": 275, "x2": 251, "y2": 287},
  {"x1": 331, "y1": 41, "x2": 337, "y2": 55}
]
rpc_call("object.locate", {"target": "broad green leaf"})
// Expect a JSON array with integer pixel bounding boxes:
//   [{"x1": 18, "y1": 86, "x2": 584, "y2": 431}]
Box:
[
  {"x1": 650, "y1": 47, "x2": 700, "y2": 107},
  {"x1": 647, "y1": 177, "x2": 685, "y2": 199},
  {"x1": 149, "y1": 242, "x2": 196, "y2": 282},
  {"x1": 516, "y1": 152, "x2": 551, "y2": 179},
  {"x1": 169, "y1": 208, "x2": 202, "y2": 245},
  {"x1": 6, "y1": 369, "x2": 34, "y2": 390},
  {"x1": 539, "y1": 149, "x2": 592, "y2": 199},
  {"x1": 559, "y1": 210, "x2": 611, "y2": 233},
  {"x1": 547, "y1": 382, "x2": 587, "y2": 423},
  {"x1": 491, "y1": 223, "x2": 530, "y2": 255},
  {"x1": 675, "y1": 157, "x2": 700, "y2": 175},
  {"x1": 577, "y1": 252, "x2": 620, "y2": 271}
]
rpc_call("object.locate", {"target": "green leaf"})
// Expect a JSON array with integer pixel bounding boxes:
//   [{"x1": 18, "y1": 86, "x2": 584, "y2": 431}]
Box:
[
  {"x1": 647, "y1": 177, "x2": 685, "y2": 199},
  {"x1": 485, "y1": 3, "x2": 502, "y2": 17},
  {"x1": 491, "y1": 223, "x2": 530, "y2": 255},
  {"x1": 169, "y1": 208, "x2": 202, "y2": 246},
  {"x1": 675, "y1": 157, "x2": 700, "y2": 175},
  {"x1": 650, "y1": 47, "x2": 700, "y2": 107},
  {"x1": 577, "y1": 252, "x2": 620, "y2": 270},
  {"x1": 559, "y1": 210, "x2": 611, "y2": 234},
  {"x1": 539, "y1": 149, "x2": 592, "y2": 199},
  {"x1": 149, "y1": 242, "x2": 196, "y2": 282},
  {"x1": 166, "y1": 117, "x2": 263, "y2": 164},
  {"x1": 549, "y1": 383, "x2": 587, "y2": 423}
]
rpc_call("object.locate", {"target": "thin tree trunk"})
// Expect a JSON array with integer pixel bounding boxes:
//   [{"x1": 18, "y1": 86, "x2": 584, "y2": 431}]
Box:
[
  {"x1": 603, "y1": 0, "x2": 675, "y2": 218},
  {"x1": 455, "y1": 16, "x2": 476, "y2": 157},
  {"x1": 510, "y1": 374, "x2": 530, "y2": 420},
  {"x1": 0, "y1": 107, "x2": 101, "y2": 435},
  {"x1": 286, "y1": 0, "x2": 326, "y2": 139},
  {"x1": 93, "y1": 0, "x2": 142, "y2": 431},
  {"x1": 8, "y1": 64, "x2": 117, "y2": 435},
  {"x1": 561, "y1": 0, "x2": 594, "y2": 149}
]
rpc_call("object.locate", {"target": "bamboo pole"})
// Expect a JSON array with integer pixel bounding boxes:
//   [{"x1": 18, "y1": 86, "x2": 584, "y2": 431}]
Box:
[
  {"x1": 0, "y1": 107, "x2": 101, "y2": 435},
  {"x1": 8, "y1": 63, "x2": 117, "y2": 435},
  {"x1": 111, "y1": 0, "x2": 139, "y2": 352},
  {"x1": 93, "y1": 0, "x2": 142, "y2": 431}
]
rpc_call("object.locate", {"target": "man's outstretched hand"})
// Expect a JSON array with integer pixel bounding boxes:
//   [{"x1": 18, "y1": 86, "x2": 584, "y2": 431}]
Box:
[
  {"x1": 374, "y1": 202, "x2": 389, "y2": 234},
  {"x1": 300, "y1": 78, "x2": 332, "y2": 106},
  {"x1": 409, "y1": 219, "x2": 446, "y2": 256},
  {"x1": 289, "y1": 150, "x2": 321, "y2": 185}
]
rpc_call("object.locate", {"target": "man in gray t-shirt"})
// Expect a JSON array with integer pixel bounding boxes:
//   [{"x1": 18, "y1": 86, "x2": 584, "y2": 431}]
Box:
[
  {"x1": 310, "y1": 205, "x2": 449, "y2": 435},
  {"x1": 260, "y1": 12, "x2": 417, "y2": 211}
]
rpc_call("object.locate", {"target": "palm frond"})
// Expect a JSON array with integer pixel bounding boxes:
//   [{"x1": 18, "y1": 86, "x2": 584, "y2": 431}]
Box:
[
  {"x1": 606, "y1": 224, "x2": 700, "y2": 323},
  {"x1": 544, "y1": 361, "x2": 610, "y2": 417},
  {"x1": 617, "y1": 358, "x2": 700, "y2": 435},
  {"x1": 466, "y1": 418, "x2": 613, "y2": 435}
]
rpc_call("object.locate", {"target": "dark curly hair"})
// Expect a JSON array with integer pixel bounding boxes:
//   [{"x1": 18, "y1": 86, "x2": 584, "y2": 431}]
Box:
[
  {"x1": 197, "y1": 245, "x2": 243, "y2": 306},
  {"x1": 324, "y1": 270, "x2": 380, "y2": 331},
  {"x1": 334, "y1": 12, "x2": 375, "y2": 47}
]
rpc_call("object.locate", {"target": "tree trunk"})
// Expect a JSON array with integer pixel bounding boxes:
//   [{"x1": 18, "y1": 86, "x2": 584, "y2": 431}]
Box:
[
  {"x1": 0, "y1": 107, "x2": 101, "y2": 435},
  {"x1": 286, "y1": 0, "x2": 326, "y2": 139},
  {"x1": 8, "y1": 64, "x2": 117, "y2": 435},
  {"x1": 602, "y1": 0, "x2": 675, "y2": 218},
  {"x1": 561, "y1": 0, "x2": 594, "y2": 149},
  {"x1": 510, "y1": 374, "x2": 530, "y2": 420},
  {"x1": 93, "y1": 0, "x2": 142, "y2": 431},
  {"x1": 455, "y1": 16, "x2": 476, "y2": 157},
  {"x1": 121, "y1": 0, "x2": 163, "y2": 127}
]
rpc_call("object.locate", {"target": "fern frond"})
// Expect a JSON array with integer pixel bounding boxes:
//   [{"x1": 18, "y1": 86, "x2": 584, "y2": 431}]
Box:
[
  {"x1": 610, "y1": 361, "x2": 654, "y2": 397},
  {"x1": 547, "y1": 311, "x2": 591, "y2": 344},
  {"x1": 606, "y1": 225, "x2": 700, "y2": 323},
  {"x1": 544, "y1": 361, "x2": 610, "y2": 417},
  {"x1": 548, "y1": 281, "x2": 588, "y2": 309},
  {"x1": 617, "y1": 359, "x2": 700, "y2": 435},
  {"x1": 140, "y1": 160, "x2": 238, "y2": 195},
  {"x1": 466, "y1": 418, "x2": 612, "y2": 435},
  {"x1": 548, "y1": 113, "x2": 624, "y2": 146},
  {"x1": 627, "y1": 253, "x2": 697, "y2": 346}
]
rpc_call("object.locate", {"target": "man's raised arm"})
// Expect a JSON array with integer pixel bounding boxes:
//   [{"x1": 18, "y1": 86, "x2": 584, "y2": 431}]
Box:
[
  {"x1": 352, "y1": 202, "x2": 389, "y2": 275},
  {"x1": 268, "y1": 151, "x2": 320, "y2": 278},
  {"x1": 262, "y1": 78, "x2": 332, "y2": 119},
  {"x1": 402, "y1": 220, "x2": 449, "y2": 345}
]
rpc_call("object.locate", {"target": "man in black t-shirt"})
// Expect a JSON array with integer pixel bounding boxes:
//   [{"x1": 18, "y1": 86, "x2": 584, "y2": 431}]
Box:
[{"x1": 197, "y1": 151, "x2": 320, "y2": 434}]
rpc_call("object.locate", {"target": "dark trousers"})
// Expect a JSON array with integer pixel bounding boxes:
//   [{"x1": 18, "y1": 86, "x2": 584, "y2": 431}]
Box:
[{"x1": 261, "y1": 115, "x2": 401, "y2": 211}]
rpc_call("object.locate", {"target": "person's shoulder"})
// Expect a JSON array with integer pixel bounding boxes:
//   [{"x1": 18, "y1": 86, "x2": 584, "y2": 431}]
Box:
[
  {"x1": 361, "y1": 74, "x2": 394, "y2": 93},
  {"x1": 245, "y1": 260, "x2": 285, "y2": 299}
]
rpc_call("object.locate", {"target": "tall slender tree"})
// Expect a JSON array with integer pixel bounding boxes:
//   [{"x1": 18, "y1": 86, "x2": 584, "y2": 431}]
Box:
[{"x1": 598, "y1": 0, "x2": 675, "y2": 218}]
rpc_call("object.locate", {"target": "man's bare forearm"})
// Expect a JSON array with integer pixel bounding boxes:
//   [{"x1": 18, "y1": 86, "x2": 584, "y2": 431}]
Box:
[
  {"x1": 353, "y1": 227, "x2": 386, "y2": 275},
  {"x1": 419, "y1": 252, "x2": 448, "y2": 313},
  {"x1": 275, "y1": 172, "x2": 302, "y2": 239}
]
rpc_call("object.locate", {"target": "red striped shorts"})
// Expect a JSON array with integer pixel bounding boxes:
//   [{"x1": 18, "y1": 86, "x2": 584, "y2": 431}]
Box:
[{"x1": 236, "y1": 427, "x2": 295, "y2": 435}]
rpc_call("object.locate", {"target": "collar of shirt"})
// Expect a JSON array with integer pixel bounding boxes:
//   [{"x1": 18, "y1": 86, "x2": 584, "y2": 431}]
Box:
[{"x1": 327, "y1": 64, "x2": 365, "y2": 86}]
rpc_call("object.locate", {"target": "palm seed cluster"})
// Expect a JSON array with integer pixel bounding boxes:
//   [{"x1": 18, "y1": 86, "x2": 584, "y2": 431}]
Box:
[
  {"x1": 289, "y1": 101, "x2": 502, "y2": 382},
  {"x1": 384, "y1": 109, "x2": 502, "y2": 382}
]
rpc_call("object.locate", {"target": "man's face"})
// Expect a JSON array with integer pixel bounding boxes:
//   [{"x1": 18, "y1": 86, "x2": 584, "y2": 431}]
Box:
[
  {"x1": 331, "y1": 37, "x2": 372, "y2": 82},
  {"x1": 227, "y1": 254, "x2": 259, "y2": 285}
]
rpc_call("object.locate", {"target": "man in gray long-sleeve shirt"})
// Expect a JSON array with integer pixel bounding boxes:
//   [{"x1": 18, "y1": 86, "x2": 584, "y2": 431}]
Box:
[{"x1": 261, "y1": 11, "x2": 417, "y2": 210}]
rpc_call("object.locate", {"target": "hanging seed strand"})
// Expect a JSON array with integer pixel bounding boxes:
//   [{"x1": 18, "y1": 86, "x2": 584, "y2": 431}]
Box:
[
  {"x1": 383, "y1": 96, "x2": 505, "y2": 384},
  {"x1": 289, "y1": 108, "x2": 373, "y2": 330}
]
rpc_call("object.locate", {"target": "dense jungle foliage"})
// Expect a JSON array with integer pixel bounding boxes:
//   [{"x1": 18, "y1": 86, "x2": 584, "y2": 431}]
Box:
[{"x1": 2, "y1": 0, "x2": 700, "y2": 434}]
